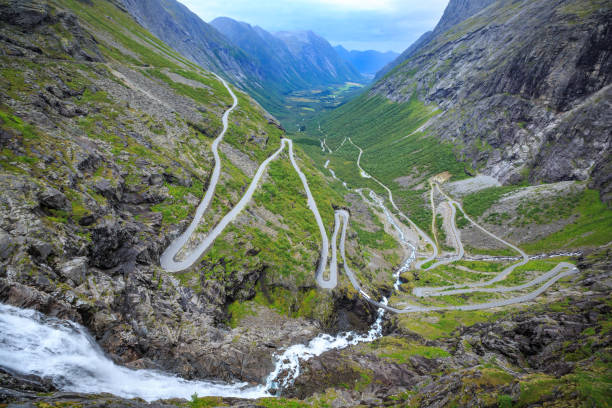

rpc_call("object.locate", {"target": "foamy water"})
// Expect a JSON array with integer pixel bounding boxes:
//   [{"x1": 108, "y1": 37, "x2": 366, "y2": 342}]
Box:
[
  {"x1": 0, "y1": 300, "x2": 388, "y2": 401},
  {"x1": 265, "y1": 299, "x2": 387, "y2": 393},
  {"x1": 368, "y1": 190, "x2": 416, "y2": 290},
  {"x1": 0, "y1": 303, "x2": 268, "y2": 401}
]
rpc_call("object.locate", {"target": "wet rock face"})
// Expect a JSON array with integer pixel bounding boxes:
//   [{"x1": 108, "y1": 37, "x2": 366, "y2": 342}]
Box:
[
  {"x1": 372, "y1": 0, "x2": 612, "y2": 202},
  {"x1": 90, "y1": 220, "x2": 131, "y2": 269},
  {"x1": 331, "y1": 289, "x2": 379, "y2": 333},
  {"x1": 0, "y1": 281, "x2": 82, "y2": 322}
]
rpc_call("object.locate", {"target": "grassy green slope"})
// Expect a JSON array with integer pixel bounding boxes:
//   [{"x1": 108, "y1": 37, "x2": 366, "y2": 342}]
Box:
[
  {"x1": 301, "y1": 84, "x2": 610, "y2": 253},
  {"x1": 461, "y1": 184, "x2": 612, "y2": 253},
  {"x1": 299, "y1": 93, "x2": 469, "y2": 234}
]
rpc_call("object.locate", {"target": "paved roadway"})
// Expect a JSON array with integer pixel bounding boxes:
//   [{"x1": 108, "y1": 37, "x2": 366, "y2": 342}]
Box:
[{"x1": 161, "y1": 74, "x2": 579, "y2": 313}]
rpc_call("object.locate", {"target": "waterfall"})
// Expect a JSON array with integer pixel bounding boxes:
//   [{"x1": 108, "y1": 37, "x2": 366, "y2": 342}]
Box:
[
  {"x1": 265, "y1": 299, "x2": 387, "y2": 393},
  {"x1": 0, "y1": 303, "x2": 267, "y2": 402},
  {"x1": 0, "y1": 301, "x2": 387, "y2": 401}
]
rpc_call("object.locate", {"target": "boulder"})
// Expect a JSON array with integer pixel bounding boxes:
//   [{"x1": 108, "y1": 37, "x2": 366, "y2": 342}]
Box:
[
  {"x1": 78, "y1": 214, "x2": 95, "y2": 226},
  {"x1": 93, "y1": 178, "x2": 119, "y2": 201},
  {"x1": 0, "y1": 281, "x2": 80, "y2": 322},
  {"x1": 89, "y1": 220, "x2": 121, "y2": 269},
  {"x1": 38, "y1": 187, "x2": 68, "y2": 211},
  {"x1": 27, "y1": 239, "x2": 53, "y2": 261},
  {"x1": 89, "y1": 220, "x2": 139, "y2": 271},
  {"x1": 59, "y1": 257, "x2": 88, "y2": 285},
  {"x1": 147, "y1": 173, "x2": 164, "y2": 186},
  {"x1": 163, "y1": 170, "x2": 192, "y2": 187}
]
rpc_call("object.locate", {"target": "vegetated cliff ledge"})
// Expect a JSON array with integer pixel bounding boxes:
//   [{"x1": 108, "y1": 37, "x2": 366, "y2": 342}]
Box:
[{"x1": 372, "y1": 0, "x2": 611, "y2": 204}]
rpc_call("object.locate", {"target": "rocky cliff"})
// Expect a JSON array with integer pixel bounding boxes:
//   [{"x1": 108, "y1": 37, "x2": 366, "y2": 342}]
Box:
[
  {"x1": 373, "y1": 0, "x2": 611, "y2": 203},
  {"x1": 376, "y1": 0, "x2": 497, "y2": 79},
  {"x1": 272, "y1": 30, "x2": 362, "y2": 85},
  {"x1": 120, "y1": 0, "x2": 259, "y2": 87}
]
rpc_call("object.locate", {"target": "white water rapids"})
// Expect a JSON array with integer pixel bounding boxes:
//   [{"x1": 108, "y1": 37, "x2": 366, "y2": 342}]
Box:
[
  {"x1": 0, "y1": 303, "x2": 268, "y2": 401},
  {"x1": 366, "y1": 190, "x2": 416, "y2": 291},
  {"x1": 0, "y1": 300, "x2": 387, "y2": 401},
  {"x1": 265, "y1": 300, "x2": 386, "y2": 392}
]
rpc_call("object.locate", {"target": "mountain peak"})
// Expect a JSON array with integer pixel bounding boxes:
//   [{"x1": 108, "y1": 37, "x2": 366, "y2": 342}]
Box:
[
  {"x1": 376, "y1": 0, "x2": 497, "y2": 79},
  {"x1": 334, "y1": 46, "x2": 400, "y2": 76},
  {"x1": 210, "y1": 16, "x2": 253, "y2": 31},
  {"x1": 435, "y1": 0, "x2": 497, "y2": 35},
  {"x1": 209, "y1": 16, "x2": 361, "y2": 104}
]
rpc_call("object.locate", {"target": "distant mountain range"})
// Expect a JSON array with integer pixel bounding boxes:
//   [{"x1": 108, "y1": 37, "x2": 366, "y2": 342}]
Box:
[
  {"x1": 121, "y1": 0, "x2": 258, "y2": 88},
  {"x1": 333, "y1": 46, "x2": 398, "y2": 76},
  {"x1": 119, "y1": 0, "x2": 365, "y2": 120},
  {"x1": 210, "y1": 17, "x2": 362, "y2": 91}
]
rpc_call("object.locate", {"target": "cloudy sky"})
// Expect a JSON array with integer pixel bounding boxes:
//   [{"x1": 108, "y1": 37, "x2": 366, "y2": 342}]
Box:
[{"x1": 180, "y1": 0, "x2": 449, "y2": 53}]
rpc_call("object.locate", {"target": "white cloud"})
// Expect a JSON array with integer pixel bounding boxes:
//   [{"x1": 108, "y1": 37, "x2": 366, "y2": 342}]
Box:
[
  {"x1": 309, "y1": 0, "x2": 397, "y2": 12},
  {"x1": 179, "y1": 0, "x2": 449, "y2": 52},
  {"x1": 310, "y1": 0, "x2": 448, "y2": 12}
]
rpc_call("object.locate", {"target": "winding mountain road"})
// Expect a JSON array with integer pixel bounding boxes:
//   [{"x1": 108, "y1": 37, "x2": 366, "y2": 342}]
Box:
[
  {"x1": 160, "y1": 73, "x2": 238, "y2": 272},
  {"x1": 347, "y1": 138, "x2": 438, "y2": 267},
  {"x1": 161, "y1": 74, "x2": 579, "y2": 315},
  {"x1": 420, "y1": 192, "x2": 464, "y2": 271},
  {"x1": 412, "y1": 183, "x2": 531, "y2": 296},
  {"x1": 160, "y1": 74, "x2": 336, "y2": 286},
  {"x1": 323, "y1": 140, "x2": 578, "y2": 312}
]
